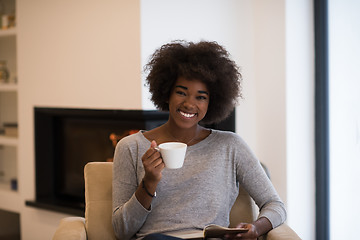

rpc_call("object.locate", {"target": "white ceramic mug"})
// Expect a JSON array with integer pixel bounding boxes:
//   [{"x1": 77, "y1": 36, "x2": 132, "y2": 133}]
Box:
[{"x1": 156, "y1": 142, "x2": 187, "y2": 169}]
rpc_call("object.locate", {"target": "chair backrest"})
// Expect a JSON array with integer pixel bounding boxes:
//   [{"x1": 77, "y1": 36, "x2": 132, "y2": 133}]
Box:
[
  {"x1": 84, "y1": 162, "x2": 116, "y2": 240},
  {"x1": 229, "y1": 184, "x2": 258, "y2": 227},
  {"x1": 84, "y1": 162, "x2": 258, "y2": 239}
]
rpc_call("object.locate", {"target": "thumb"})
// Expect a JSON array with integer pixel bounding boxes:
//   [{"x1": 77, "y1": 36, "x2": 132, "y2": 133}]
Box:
[
  {"x1": 236, "y1": 223, "x2": 249, "y2": 229},
  {"x1": 150, "y1": 140, "x2": 158, "y2": 149}
]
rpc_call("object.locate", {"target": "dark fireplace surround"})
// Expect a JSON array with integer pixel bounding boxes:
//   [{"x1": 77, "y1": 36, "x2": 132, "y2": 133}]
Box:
[{"x1": 26, "y1": 107, "x2": 235, "y2": 216}]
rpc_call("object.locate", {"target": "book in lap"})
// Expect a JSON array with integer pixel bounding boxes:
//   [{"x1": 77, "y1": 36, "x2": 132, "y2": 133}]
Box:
[{"x1": 165, "y1": 224, "x2": 249, "y2": 239}]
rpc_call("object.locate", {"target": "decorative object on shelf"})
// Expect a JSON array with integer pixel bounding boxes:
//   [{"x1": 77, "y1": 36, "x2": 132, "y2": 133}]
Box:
[
  {"x1": 1, "y1": 14, "x2": 15, "y2": 29},
  {"x1": 0, "y1": 0, "x2": 15, "y2": 30},
  {"x1": 0, "y1": 0, "x2": 3, "y2": 27},
  {"x1": 3, "y1": 122, "x2": 18, "y2": 137},
  {"x1": 10, "y1": 178, "x2": 17, "y2": 191},
  {"x1": 0, "y1": 60, "x2": 9, "y2": 83}
]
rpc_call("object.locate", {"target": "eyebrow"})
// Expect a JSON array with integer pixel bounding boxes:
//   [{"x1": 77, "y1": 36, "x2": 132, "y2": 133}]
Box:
[{"x1": 175, "y1": 85, "x2": 209, "y2": 95}]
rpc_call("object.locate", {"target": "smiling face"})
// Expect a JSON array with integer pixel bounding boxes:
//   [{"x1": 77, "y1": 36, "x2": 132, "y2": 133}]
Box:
[{"x1": 167, "y1": 77, "x2": 210, "y2": 130}]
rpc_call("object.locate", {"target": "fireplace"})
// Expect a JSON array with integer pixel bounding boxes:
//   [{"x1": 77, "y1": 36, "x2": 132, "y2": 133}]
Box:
[{"x1": 26, "y1": 107, "x2": 235, "y2": 216}]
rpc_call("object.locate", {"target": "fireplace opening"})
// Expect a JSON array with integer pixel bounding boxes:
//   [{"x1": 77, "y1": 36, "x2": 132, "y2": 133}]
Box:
[{"x1": 26, "y1": 107, "x2": 235, "y2": 216}]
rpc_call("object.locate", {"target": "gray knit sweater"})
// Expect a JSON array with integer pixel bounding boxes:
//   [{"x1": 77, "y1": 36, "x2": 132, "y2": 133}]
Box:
[{"x1": 112, "y1": 130, "x2": 286, "y2": 240}]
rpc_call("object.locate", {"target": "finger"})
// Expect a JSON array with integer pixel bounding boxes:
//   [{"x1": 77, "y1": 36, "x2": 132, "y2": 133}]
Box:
[
  {"x1": 149, "y1": 153, "x2": 165, "y2": 171},
  {"x1": 236, "y1": 223, "x2": 246, "y2": 228},
  {"x1": 143, "y1": 147, "x2": 159, "y2": 161},
  {"x1": 237, "y1": 223, "x2": 252, "y2": 231},
  {"x1": 150, "y1": 140, "x2": 157, "y2": 149},
  {"x1": 143, "y1": 140, "x2": 158, "y2": 159},
  {"x1": 224, "y1": 233, "x2": 241, "y2": 240},
  {"x1": 154, "y1": 158, "x2": 165, "y2": 169},
  {"x1": 143, "y1": 150, "x2": 162, "y2": 169}
]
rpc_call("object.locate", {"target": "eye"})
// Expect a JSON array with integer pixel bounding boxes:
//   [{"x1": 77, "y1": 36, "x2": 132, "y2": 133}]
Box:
[
  {"x1": 176, "y1": 91, "x2": 186, "y2": 96},
  {"x1": 197, "y1": 95, "x2": 208, "y2": 100}
]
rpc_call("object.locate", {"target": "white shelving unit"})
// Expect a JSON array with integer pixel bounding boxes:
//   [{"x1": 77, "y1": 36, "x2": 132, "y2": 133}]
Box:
[
  {"x1": 0, "y1": 28, "x2": 16, "y2": 37},
  {"x1": 0, "y1": 184, "x2": 21, "y2": 213},
  {"x1": 0, "y1": 0, "x2": 19, "y2": 214},
  {"x1": 0, "y1": 135, "x2": 18, "y2": 146},
  {"x1": 0, "y1": 83, "x2": 18, "y2": 91}
]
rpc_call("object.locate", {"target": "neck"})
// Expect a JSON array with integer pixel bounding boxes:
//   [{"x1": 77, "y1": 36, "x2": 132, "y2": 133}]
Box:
[{"x1": 164, "y1": 122, "x2": 201, "y2": 145}]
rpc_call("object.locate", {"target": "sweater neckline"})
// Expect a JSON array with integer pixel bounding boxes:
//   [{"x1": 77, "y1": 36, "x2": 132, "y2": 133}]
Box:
[{"x1": 138, "y1": 129, "x2": 217, "y2": 149}]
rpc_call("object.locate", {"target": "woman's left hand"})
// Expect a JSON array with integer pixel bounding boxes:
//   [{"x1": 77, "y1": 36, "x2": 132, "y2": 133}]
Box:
[
  {"x1": 224, "y1": 223, "x2": 257, "y2": 240},
  {"x1": 225, "y1": 217, "x2": 272, "y2": 240}
]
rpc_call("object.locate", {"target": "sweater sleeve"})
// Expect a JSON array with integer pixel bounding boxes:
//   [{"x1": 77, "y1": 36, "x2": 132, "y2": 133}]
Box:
[
  {"x1": 234, "y1": 136, "x2": 287, "y2": 228},
  {"x1": 112, "y1": 137, "x2": 151, "y2": 240}
]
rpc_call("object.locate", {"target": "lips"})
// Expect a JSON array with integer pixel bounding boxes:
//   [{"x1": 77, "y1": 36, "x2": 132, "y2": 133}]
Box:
[{"x1": 178, "y1": 110, "x2": 197, "y2": 119}]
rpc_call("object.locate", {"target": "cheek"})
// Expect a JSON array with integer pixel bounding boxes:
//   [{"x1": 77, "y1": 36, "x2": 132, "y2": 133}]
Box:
[
  {"x1": 201, "y1": 102, "x2": 209, "y2": 114},
  {"x1": 168, "y1": 100, "x2": 178, "y2": 112}
]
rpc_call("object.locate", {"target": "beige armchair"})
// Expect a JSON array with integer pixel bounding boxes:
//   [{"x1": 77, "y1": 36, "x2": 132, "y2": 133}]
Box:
[{"x1": 53, "y1": 162, "x2": 300, "y2": 240}]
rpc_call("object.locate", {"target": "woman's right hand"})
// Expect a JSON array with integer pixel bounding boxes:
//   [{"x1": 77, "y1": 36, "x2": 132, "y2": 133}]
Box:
[
  {"x1": 141, "y1": 140, "x2": 165, "y2": 184},
  {"x1": 135, "y1": 140, "x2": 164, "y2": 209}
]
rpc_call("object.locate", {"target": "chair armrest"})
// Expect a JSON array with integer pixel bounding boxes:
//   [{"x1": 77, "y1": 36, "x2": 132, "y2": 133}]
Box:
[
  {"x1": 266, "y1": 223, "x2": 301, "y2": 240},
  {"x1": 52, "y1": 217, "x2": 87, "y2": 240}
]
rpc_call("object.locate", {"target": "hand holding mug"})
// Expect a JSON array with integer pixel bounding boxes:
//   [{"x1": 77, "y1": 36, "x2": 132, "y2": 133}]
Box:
[{"x1": 141, "y1": 140, "x2": 165, "y2": 183}]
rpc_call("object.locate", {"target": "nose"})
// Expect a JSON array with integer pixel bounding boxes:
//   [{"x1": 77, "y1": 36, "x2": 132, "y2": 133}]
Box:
[{"x1": 183, "y1": 96, "x2": 196, "y2": 109}]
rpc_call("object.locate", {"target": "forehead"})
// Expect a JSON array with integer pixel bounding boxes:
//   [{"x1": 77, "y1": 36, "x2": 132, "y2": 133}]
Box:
[{"x1": 174, "y1": 77, "x2": 209, "y2": 92}]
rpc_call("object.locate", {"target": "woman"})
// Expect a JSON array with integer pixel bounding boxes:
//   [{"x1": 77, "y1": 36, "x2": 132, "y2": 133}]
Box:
[{"x1": 112, "y1": 41, "x2": 286, "y2": 240}]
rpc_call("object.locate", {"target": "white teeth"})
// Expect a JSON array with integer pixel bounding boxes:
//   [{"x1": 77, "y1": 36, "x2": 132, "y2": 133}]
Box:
[{"x1": 179, "y1": 111, "x2": 196, "y2": 118}]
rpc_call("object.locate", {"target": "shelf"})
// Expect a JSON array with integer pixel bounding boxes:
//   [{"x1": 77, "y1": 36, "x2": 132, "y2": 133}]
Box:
[
  {"x1": 0, "y1": 28, "x2": 16, "y2": 37},
  {"x1": 0, "y1": 181, "x2": 13, "y2": 191},
  {"x1": 25, "y1": 200, "x2": 84, "y2": 217},
  {"x1": 0, "y1": 184, "x2": 20, "y2": 213},
  {"x1": 0, "y1": 0, "x2": 19, "y2": 216},
  {"x1": 0, "y1": 135, "x2": 18, "y2": 146},
  {"x1": 0, "y1": 83, "x2": 18, "y2": 92}
]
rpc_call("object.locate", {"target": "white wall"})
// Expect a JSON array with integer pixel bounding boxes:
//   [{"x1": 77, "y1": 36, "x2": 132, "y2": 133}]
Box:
[
  {"x1": 252, "y1": 0, "x2": 287, "y2": 204},
  {"x1": 17, "y1": 0, "x2": 141, "y2": 239},
  {"x1": 286, "y1": 1, "x2": 315, "y2": 239},
  {"x1": 329, "y1": 0, "x2": 360, "y2": 239},
  {"x1": 252, "y1": 2, "x2": 315, "y2": 239}
]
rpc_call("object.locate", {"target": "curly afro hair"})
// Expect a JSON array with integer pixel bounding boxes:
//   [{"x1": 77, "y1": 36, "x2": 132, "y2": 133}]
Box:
[{"x1": 144, "y1": 40, "x2": 242, "y2": 124}]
